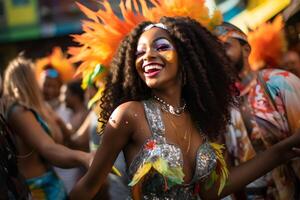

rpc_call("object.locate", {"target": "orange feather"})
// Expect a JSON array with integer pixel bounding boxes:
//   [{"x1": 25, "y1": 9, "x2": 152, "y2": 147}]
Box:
[
  {"x1": 35, "y1": 47, "x2": 75, "y2": 82},
  {"x1": 248, "y1": 15, "x2": 287, "y2": 70}
]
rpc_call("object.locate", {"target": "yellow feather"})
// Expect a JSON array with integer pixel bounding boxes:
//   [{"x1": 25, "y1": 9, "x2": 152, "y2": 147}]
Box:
[
  {"x1": 129, "y1": 162, "x2": 152, "y2": 186},
  {"x1": 153, "y1": 157, "x2": 168, "y2": 174},
  {"x1": 112, "y1": 166, "x2": 122, "y2": 177},
  {"x1": 210, "y1": 142, "x2": 229, "y2": 195}
]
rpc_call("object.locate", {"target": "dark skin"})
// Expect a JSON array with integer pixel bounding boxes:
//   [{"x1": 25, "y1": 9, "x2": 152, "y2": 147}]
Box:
[
  {"x1": 223, "y1": 37, "x2": 251, "y2": 81},
  {"x1": 40, "y1": 75, "x2": 62, "y2": 102},
  {"x1": 70, "y1": 27, "x2": 300, "y2": 200}
]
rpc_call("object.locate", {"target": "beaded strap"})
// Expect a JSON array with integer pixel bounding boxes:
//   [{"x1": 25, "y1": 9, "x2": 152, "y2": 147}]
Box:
[{"x1": 143, "y1": 100, "x2": 165, "y2": 137}]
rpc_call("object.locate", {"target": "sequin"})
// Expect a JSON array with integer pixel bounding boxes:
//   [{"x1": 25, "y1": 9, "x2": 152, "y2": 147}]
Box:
[{"x1": 127, "y1": 100, "x2": 217, "y2": 199}]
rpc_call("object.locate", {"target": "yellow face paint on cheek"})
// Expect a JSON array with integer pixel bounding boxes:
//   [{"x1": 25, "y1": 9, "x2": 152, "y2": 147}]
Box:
[{"x1": 160, "y1": 50, "x2": 177, "y2": 63}]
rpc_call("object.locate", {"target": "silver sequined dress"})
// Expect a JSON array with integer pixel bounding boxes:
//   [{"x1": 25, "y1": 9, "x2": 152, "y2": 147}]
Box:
[{"x1": 127, "y1": 100, "x2": 218, "y2": 200}]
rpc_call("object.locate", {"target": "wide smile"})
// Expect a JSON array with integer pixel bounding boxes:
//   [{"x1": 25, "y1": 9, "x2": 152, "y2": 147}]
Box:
[{"x1": 142, "y1": 62, "x2": 164, "y2": 78}]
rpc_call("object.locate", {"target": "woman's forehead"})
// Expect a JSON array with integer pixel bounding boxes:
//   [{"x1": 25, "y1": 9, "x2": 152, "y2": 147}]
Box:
[{"x1": 137, "y1": 27, "x2": 171, "y2": 45}]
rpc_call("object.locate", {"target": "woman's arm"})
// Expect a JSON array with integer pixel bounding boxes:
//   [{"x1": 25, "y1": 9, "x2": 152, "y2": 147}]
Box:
[
  {"x1": 69, "y1": 102, "x2": 137, "y2": 200},
  {"x1": 200, "y1": 130, "x2": 300, "y2": 199},
  {"x1": 56, "y1": 111, "x2": 90, "y2": 151},
  {"x1": 8, "y1": 105, "x2": 91, "y2": 169}
]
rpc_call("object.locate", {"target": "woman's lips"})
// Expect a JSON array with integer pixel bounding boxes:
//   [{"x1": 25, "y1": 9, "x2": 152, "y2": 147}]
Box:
[
  {"x1": 143, "y1": 63, "x2": 164, "y2": 78},
  {"x1": 144, "y1": 69, "x2": 162, "y2": 77}
]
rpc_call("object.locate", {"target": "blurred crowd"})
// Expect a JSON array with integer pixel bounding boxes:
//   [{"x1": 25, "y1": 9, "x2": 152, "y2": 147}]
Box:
[{"x1": 1, "y1": 3, "x2": 300, "y2": 200}]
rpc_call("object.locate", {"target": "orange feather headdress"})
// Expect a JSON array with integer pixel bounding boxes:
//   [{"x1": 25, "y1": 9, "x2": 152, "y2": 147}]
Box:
[
  {"x1": 36, "y1": 47, "x2": 75, "y2": 82},
  {"x1": 248, "y1": 15, "x2": 287, "y2": 71},
  {"x1": 68, "y1": 0, "x2": 222, "y2": 90}
]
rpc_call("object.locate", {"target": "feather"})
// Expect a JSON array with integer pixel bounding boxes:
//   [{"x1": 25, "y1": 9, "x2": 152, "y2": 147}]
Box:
[
  {"x1": 112, "y1": 166, "x2": 122, "y2": 177},
  {"x1": 129, "y1": 162, "x2": 152, "y2": 186},
  {"x1": 87, "y1": 87, "x2": 104, "y2": 109},
  {"x1": 209, "y1": 142, "x2": 229, "y2": 195},
  {"x1": 248, "y1": 15, "x2": 286, "y2": 70},
  {"x1": 147, "y1": 0, "x2": 222, "y2": 30},
  {"x1": 35, "y1": 47, "x2": 75, "y2": 82}
]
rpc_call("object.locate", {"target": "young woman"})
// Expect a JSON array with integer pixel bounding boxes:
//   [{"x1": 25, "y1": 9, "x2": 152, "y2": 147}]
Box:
[
  {"x1": 3, "y1": 56, "x2": 91, "y2": 199},
  {"x1": 70, "y1": 17, "x2": 300, "y2": 199}
]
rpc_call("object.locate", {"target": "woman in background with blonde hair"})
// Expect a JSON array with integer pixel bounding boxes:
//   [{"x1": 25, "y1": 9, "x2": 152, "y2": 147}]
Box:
[{"x1": 3, "y1": 55, "x2": 91, "y2": 200}]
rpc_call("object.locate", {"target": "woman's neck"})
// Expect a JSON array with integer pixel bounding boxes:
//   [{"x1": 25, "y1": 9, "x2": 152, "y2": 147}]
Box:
[{"x1": 152, "y1": 86, "x2": 182, "y2": 107}]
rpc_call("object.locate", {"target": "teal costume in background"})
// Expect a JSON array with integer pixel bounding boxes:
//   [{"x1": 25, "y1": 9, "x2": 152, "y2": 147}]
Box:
[{"x1": 7, "y1": 103, "x2": 68, "y2": 200}]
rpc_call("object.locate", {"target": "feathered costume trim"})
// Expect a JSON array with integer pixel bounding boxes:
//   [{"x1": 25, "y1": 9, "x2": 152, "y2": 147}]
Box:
[
  {"x1": 128, "y1": 139, "x2": 185, "y2": 190},
  {"x1": 207, "y1": 143, "x2": 228, "y2": 195},
  {"x1": 248, "y1": 15, "x2": 287, "y2": 71},
  {"x1": 35, "y1": 47, "x2": 75, "y2": 82},
  {"x1": 129, "y1": 141, "x2": 228, "y2": 195}
]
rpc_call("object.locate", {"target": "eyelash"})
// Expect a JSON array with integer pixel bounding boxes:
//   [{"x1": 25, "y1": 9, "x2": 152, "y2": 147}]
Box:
[
  {"x1": 136, "y1": 44, "x2": 171, "y2": 57},
  {"x1": 156, "y1": 44, "x2": 171, "y2": 51},
  {"x1": 136, "y1": 50, "x2": 145, "y2": 57}
]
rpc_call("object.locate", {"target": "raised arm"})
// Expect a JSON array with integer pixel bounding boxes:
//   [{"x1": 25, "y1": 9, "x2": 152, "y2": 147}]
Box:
[
  {"x1": 200, "y1": 130, "x2": 300, "y2": 199},
  {"x1": 8, "y1": 105, "x2": 91, "y2": 169},
  {"x1": 69, "y1": 102, "x2": 136, "y2": 200}
]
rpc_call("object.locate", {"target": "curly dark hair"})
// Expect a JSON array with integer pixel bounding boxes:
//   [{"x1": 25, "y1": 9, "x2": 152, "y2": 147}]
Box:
[{"x1": 99, "y1": 16, "x2": 237, "y2": 138}]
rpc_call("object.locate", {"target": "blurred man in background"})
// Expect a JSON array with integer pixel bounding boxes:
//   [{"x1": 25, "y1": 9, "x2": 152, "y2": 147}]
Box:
[{"x1": 215, "y1": 20, "x2": 300, "y2": 200}]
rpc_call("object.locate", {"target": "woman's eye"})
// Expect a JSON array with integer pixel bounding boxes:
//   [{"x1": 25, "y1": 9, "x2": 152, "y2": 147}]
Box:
[
  {"x1": 156, "y1": 44, "x2": 170, "y2": 51},
  {"x1": 135, "y1": 50, "x2": 145, "y2": 57}
]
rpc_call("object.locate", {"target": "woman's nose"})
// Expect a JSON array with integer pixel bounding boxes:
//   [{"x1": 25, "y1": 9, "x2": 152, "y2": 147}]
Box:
[{"x1": 143, "y1": 48, "x2": 157, "y2": 61}]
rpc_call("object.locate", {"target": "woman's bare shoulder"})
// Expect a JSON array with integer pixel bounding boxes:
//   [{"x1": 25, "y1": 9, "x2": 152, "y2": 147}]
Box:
[
  {"x1": 6, "y1": 103, "x2": 28, "y2": 120},
  {"x1": 113, "y1": 101, "x2": 144, "y2": 116},
  {"x1": 110, "y1": 101, "x2": 144, "y2": 124}
]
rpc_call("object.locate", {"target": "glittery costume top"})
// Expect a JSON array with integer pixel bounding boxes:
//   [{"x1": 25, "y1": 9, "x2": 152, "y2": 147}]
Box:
[{"x1": 127, "y1": 100, "x2": 228, "y2": 200}]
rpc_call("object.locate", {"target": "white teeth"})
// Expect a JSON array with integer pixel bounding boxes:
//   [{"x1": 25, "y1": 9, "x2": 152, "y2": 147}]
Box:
[{"x1": 144, "y1": 65, "x2": 163, "y2": 73}]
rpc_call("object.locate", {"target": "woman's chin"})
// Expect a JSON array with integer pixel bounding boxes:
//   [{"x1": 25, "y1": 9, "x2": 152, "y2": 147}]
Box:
[{"x1": 145, "y1": 79, "x2": 162, "y2": 89}]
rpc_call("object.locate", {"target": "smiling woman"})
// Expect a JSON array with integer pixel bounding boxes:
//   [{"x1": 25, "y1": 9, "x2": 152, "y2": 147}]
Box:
[
  {"x1": 135, "y1": 27, "x2": 179, "y2": 89},
  {"x1": 69, "y1": 16, "x2": 300, "y2": 200}
]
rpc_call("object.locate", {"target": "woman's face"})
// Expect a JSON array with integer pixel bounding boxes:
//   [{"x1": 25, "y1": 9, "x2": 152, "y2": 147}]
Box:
[{"x1": 135, "y1": 27, "x2": 180, "y2": 89}]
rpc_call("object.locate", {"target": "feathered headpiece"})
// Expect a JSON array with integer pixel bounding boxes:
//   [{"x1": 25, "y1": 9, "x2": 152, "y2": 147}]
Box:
[
  {"x1": 248, "y1": 15, "x2": 287, "y2": 70},
  {"x1": 68, "y1": 0, "x2": 222, "y2": 90},
  {"x1": 36, "y1": 47, "x2": 75, "y2": 82}
]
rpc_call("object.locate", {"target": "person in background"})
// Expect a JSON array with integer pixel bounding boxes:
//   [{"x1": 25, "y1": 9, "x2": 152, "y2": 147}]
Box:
[
  {"x1": 0, "y1": 105, "x2": 32, "y2": 200},
  {"x1": 35, "y1": 47, "x2": 84, "y2": 193},
  {"x1": 0, "y1": 73, "x2": 32, "y2": 200},
  {"x1": 36, "y1": 47, "x2": 74, "y2": 123},
  {"x1": 3, "y1": 55, "x2": 91, "y2": 200},
  {"x1": 56, "y1": 80, "x2": 90, "y2": 193},
  {"x1": 215, "y1": 18, "x2": 300, "y2": 200},
  {"x1": 64, "y1": 80, "x2": 89, "y2": 152},
  {"x1": 282, "y1": 50, "x2": 300, "y2": 78}
]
